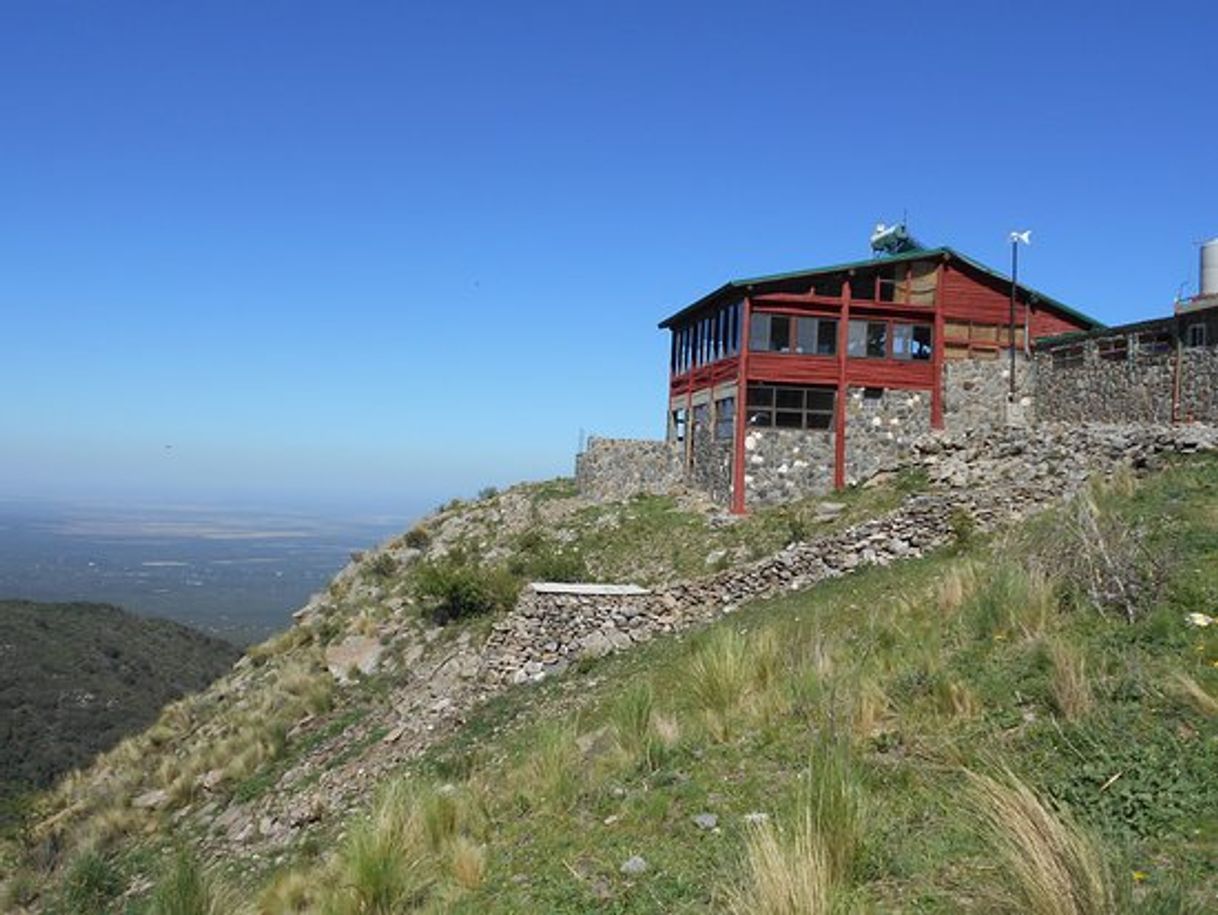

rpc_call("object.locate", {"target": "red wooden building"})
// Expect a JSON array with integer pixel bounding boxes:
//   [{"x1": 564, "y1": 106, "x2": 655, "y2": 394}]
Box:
[{"x1": 659, "y1": 246, "x2": 1101, "y2": 513}]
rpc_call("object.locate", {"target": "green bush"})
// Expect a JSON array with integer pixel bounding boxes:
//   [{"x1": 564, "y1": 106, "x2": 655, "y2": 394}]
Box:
[
  {"x1": 367, "y1": 553, "x2": 399, "y2": 579},
  {"x1": 507, "y1": 530, "x2": 587, "y2": 583},
  {"x1": 478, "y1": 486, "x2": 499, "y2": 500},
  {"x1": 402, "y1": 526, "x2": 430, "y2": 550},
  {"x1": 414, "y1": 560, "x2": 520, "y2": 624}
]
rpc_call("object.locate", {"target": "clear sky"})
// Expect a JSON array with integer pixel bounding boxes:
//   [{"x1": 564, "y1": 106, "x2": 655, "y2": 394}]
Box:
[{"x1": 2, "y1": 1, "x2": 1215, "y2": 515}]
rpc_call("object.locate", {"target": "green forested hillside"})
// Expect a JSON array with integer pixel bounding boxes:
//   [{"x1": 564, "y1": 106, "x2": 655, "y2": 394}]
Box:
[{"x1": 0, "y1": 601, "x2": 238, "y2": 814}]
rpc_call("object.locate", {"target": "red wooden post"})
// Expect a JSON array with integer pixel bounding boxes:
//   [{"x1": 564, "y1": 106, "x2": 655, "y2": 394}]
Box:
[
  {"x1": 930, "y1": 262, "x2": 946, "y2": 430},
  {"x1": 731, "y1": 297, "x2": 752, "y2": 514},
  {"x1": 834, "y1": 279, "x2": 850, "y2": 489}
]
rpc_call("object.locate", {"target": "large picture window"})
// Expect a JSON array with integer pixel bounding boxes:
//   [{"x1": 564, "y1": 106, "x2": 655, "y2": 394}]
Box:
[
  {"x1": 750, "y1": 314, "x2": 838, "y2": 355},
  {"x1": 746, "y1": 383, "x2": 835, "y2": 431}
]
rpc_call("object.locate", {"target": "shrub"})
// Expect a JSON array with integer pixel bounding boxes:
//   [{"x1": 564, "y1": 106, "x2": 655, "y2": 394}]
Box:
[
  {"x1": 477, "y1": 486, "x2": 499, "y2": 500},
  {"x1": 401, "y1": 526, "x2": 430, "y2": 550},
  {"x1": 507, "y1": 530, "x2": 587, "y2": 583},
  {"x1": 366, "y1": 552, "x2": 399, "y2": 579},
  {"x1": 414, "y1": 560, "x2": 520, "y2": 624}
]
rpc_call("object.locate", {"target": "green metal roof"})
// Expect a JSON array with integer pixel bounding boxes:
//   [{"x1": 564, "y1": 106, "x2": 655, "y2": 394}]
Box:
[{"x1": 657, "y1": 246, "x2": 1105, "y2": 332}]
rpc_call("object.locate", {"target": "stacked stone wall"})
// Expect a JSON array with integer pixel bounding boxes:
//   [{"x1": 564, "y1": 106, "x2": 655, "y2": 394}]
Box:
[
  {"x1": 843, "y1": 386, "x2": 931, "y2": 483},
  {"x1": 1036, "y1": 335, "x2": 1176, "y2": 424},
  {"x1": 574, "y1": 436, "x2": 683, "y2": 501},
  {"x1": 1178, "y1": 347, "x2": 1218, "y2": 422},
  {"x1": 742, "y1": 427, "x2": 835, "y2": 507},
  {"x1": 942, "y1": 357, "x2": 1032, "y2": 432},
  {"x1": 689, "y1": 423, "x2": 733, "y2": 505}
]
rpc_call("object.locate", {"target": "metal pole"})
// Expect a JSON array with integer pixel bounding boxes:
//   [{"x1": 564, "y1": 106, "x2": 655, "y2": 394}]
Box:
[{"x1": 1009, "y1": 239, "x2": 1017, "y2": 399}]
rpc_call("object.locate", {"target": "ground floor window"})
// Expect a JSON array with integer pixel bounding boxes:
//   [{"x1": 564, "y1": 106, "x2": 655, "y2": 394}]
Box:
[
  {"x1": 746, "y1": 383, "x2": 835, "y2": 430},
  {"x1": 671, "y1": 408, "x2": 687, "y2": 442},
  {"x1": 1187, "y1": 323, "x2": 1208, "y2": 347},
  {"x1": 714, "y1": 396, "x2": 735, "y2": 440}
]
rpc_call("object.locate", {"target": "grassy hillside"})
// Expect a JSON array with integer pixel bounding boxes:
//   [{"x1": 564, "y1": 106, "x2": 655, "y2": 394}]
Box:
[
  {"x1": 7, "y1": 456, "x2": 1218, "y2": 912},
  {"x1": 0, "y1": 601, "x2": 239, "y2": 829}
]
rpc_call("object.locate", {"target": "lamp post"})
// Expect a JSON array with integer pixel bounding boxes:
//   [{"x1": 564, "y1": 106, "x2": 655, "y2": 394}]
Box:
[{"x1": 1008, "y1": 230, "x2": 1032, "y2": 399}]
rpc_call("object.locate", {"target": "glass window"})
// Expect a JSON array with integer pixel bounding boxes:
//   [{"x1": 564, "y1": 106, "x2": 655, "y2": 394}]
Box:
[
  {"x1": 892, "y1": 324, "x2": 913, "y2": 359},
  {"x1": 866, "y1": 322, "x2": 887, "y2": 357},
  {"x1": 776, "y1": 388, "x2": 803, "y2": 409},
  {"x1": 847, "y1": 320, "x2": 868, "y2": 357},
  {"x1": 911, "y1": 325, "x2": 933, "y2": 360},
  {"x1": 1188, "y1": 323, "x2": 1207, "y2": 347},
  {"x1": 747, "y1": 385, "x2": 773, "y2": 407},
  {"x1": 746, "y1": 383, "x2": 836, "y2": 431},
  {"x1": 817, "y1": 319, "x2": 838, "y2": 355},
  {"x1": 770, "y1": 315, "x2": 791, "y2": 352},
  {"x1": 797, "y1": 317, "x2": 818, "y2": 354},
  {"x1": 714, "y1": 397, "x2": 735, "y2": 441},
  {"x1": 671, "y1": 409, "x2": 686, "y2": 442},
  {"x1": 851, "y1": 274, "x2": 876, "y2": 300},
  {"x1": 749, "y1": 312, "x2": 770, "y2": 352}
]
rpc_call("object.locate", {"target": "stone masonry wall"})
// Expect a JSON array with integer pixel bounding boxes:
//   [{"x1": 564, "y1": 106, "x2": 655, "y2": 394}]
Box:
[
  {"x1": 942, "y1": 357, "x2": 1033, "y2": 433},
  {"x1": 689, "y1": 423, "x2": 733, "y2": 505},
  {"x1": 742, "y1": 427, "x2": 835, "y2": 507},
  {"x1": 843, "y1": 386, "x2": 931, "y2": 484},
  {"x1": 1177, "y1": 346, "x2": 1218, "y2": 422},
  {"x1": 575, "y1": 436, "x2": 683, "y2": 501},
  {"x1": 1035, "y1": 340, "x2": 1176, "y2": 424}
]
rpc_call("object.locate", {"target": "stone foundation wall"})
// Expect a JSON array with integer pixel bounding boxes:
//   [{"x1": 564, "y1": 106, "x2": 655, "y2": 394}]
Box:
[
  {"x1": 574, "y1": 436, "x2": 682, "y2": 501},
  {"x1": 742, "y1": 427, "x2": 835, "y2": 506},
  {"x1": 843, "y1": 386, "x2": 931, "y2": 484},
  {"x1": 689, "y1": 424, "x2": 733, "y2": 505},
  {"x1": 942, "y1": 357, "x2": 1032, "y2": 433}
]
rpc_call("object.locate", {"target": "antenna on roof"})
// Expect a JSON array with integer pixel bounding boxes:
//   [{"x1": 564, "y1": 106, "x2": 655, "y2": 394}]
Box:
[{"x1": 869, "y1": 221, "x2": 923, "y2": 256}]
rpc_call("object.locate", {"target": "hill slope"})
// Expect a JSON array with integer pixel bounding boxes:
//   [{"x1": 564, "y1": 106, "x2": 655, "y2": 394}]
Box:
[
  {"x1": 0, "y1": 601, "x2": 239, "y2": 811},
  {"x1": 6, "y1": 425, "x2": 1218, "y2": 913}
]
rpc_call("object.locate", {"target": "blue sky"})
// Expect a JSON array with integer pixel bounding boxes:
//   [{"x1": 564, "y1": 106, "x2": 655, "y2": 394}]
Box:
[{"x1": 2, "y1": 1, "x2": 1215, "y2": 515}]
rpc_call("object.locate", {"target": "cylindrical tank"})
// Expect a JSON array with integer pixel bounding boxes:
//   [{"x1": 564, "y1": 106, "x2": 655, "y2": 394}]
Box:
[{"x1": 1203, "y1": 237, "x2": 1218, "y2": 297}]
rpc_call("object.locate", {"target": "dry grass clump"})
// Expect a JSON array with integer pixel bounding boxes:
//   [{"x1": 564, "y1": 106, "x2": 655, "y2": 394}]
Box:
[
  {"x1": 449, "y1": 835, "x2": 487, "y2": 890},
  {"x1": 1168, "y1": 672, "x2": 1218, "y2": 717},
  {"x1": 729, "y1": 740, "x2": 864, "y2": 914},
  {"x1": 685, "y1": 627, "x2": 794, "y2": 740},
  {"x1": 965, "y1": 770, "x2": 1120, "y2": 915},
  {"x1": 514, "y1": 723, "x2": 582, "y2": 812},
  {"x1": 256, "y1": 869, "x2": 318, "y2": 913},
  {"x1": 1047, "y1": 641, "x2": 1094, "y2": 721},
  {"x1": 937, "y1": 559, "x2": 981, "y2": 616},
  {"x1": 148, "y1": 849, "x2": 242, "y2": 915},
  {"x1": 729, "y1": 815, "x2": 836, "y2": 915},
  {"x1": 971, "y1": 562, "x2": 1059, "y2": 641}
]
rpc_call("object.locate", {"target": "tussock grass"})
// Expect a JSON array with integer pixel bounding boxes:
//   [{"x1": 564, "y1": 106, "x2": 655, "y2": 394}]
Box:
[
  {"x1": 324, "y1": 781, "x2": 432, "y2": 915},
  {"x1": 965, "y1": 769, "x2": 1120, "y2": 915},
  {"x1": 149, "y1": 849, "x2": 237, "y2": 915},
  {"x1": 256, "y1": 869, "x2": 317, "y2": 914},
  {"x1": 514, "y1": 723, "x2": 581, "y2": 812},
  {"x1": 1169, "y1": 673, "x2": 1218, "y2": 717},
  {"x1": 805, "y1": 738, "x2": 865, "y2": 883},
  {"x1": 450, "y1": 835, "x2": 487, "y2": 890},
  {"x1": 971, "y1": 562, "x2": 1058, "y2": 641},
  {"x1": 687, "y1": 628, "x2": 752, "y2": 741},
  {"x1": 729, "y1": 816, "x2": 837, "y2": 915},
  {"x1": 1047, "y1": 640, "x2": 1094, "y2": 720}
]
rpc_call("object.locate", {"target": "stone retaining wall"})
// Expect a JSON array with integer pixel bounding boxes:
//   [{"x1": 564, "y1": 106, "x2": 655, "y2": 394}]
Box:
[
  {"x1": 843, "y1": 386, "x2": 931, "y2": 484},
  {"x1": 574, "y1": 436, "x2": 683, "y2": 501}
]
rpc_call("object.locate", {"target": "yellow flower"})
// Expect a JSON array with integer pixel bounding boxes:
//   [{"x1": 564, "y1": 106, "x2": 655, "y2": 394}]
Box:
[{"x1": 1132, "y1": 870, "x2": 1148, "y2": 883}]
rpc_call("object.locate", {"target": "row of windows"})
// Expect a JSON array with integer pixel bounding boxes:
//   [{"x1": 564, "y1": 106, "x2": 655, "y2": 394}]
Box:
[
  {"x1": 671, "y1": 301, "x2": 742, "y2": 374},
  {"x1": 747, "y1": 314, "x2": 933, "y2": 361},
  {"x1": 1049, "y1": 326, "x2": 1209, "y2": 369},
  {"x1": 746, "y1": 383, "x2": 836, "y2": 430},
  {"x1": 672, "y1": 395, "x2": 738, "y2": 444}
]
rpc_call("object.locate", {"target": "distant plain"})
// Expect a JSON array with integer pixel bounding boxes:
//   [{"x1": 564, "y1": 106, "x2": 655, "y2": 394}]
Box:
[{"x1": 0, "y1": 499, "x2": 411, "y2": 645}]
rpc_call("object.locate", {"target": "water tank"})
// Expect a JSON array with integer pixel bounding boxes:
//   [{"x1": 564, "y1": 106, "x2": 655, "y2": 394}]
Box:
[{"x1": 1203, "y1": 237, "x2": 1218, "y2": 297}]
